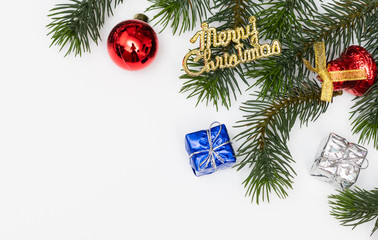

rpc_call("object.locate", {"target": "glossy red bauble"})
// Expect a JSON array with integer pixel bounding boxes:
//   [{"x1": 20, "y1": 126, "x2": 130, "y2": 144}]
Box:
[
  {"x1": 107, "y1": 16, "x2": 158, "y2": 71},
  {"x1": 325, "y1": 46, "x2": 377, "y2": 96}
]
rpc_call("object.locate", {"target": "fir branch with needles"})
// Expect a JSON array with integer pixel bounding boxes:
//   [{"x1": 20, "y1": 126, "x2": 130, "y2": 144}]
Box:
[
  {"x1": 234, "y1": 81, "x2": 335, "y2": 204},
  {"x1": 244, "y1": 0, "x2": 318, "y2": 98},
  {"x1": 47, "y1": 0, "x2": 124, "y2": 56},
  {"x1": 180, "y1": 53, "x2": 247, "y2": 110},
  {"x1": 249, "y1": 0, "x2": 378, "y2": 98},
  {"x1": 350, "y1": 4, "x2": 378, "y2": 149},
  {"x1": 256, "y1": 0, "x2": 317, "y2": 41},
  {"x1": 146, "y1": 0, "x2": 211, "y2": 35},
  {"x1": 329, "y1": 188, "x2": 378, "y2": 235},
  {"x1": 348, "y1": 1, "x2": 378, "y2": 149},
  {"x1": 305, "y1": 0, "x2": 378, "y2": 60},
  {"x1": 362, "y1": 5, "x2": 378, "y2": 61},
  {"x1": 207, "y1": 0, "x2": 262, "y2": 30},
  {"x1": 350, "y1": 81, "x2": 378, "y2": 150},
  {"x1": 179, "y1": 0, "x2": 261, "y2": 109}
]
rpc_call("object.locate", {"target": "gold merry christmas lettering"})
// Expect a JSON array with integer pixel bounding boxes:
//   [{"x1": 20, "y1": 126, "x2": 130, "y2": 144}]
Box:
[{"x1": 183, "y1": 16, "x2": 282, "y2": 77}]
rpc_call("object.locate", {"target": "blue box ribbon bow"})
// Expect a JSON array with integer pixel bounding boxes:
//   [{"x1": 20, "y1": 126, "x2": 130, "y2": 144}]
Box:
[{"x1": 185, "y1": 122, "x2": 236, "y2": 176}]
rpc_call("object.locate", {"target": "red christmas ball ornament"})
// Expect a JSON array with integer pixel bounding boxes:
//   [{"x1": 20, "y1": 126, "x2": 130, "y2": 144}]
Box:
[
  {"x1": 107, "y1": 14, "x2": 158, "y2": 71},
  {"x1": 323, "y1": 46, "x2": 377, "y2": 96}
]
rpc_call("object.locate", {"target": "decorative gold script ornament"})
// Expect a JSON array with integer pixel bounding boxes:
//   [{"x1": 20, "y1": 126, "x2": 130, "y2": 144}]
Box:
[{"x1": 182, "y1": 16, "x2": 282, "y2": 77}]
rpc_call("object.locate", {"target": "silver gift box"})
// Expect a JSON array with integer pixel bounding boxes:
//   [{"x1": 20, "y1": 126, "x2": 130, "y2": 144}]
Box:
[{"x1": 311, "y1": 133, "x2": 368, "y2": 189}]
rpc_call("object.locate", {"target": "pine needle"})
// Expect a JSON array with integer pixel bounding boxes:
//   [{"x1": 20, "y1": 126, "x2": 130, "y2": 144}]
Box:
[
  {"x1": 146, "y1": 0, "x2": 211, "y2": 35},
  {"x1": 329, "y1": 188, "x2": 378, "y2": 235},
  {"x1": 234, "y1": 81, "x2": 332, "y2": 204},
  {"x1": 47, "y1": 0, "x2": 124, "y2": 56}
]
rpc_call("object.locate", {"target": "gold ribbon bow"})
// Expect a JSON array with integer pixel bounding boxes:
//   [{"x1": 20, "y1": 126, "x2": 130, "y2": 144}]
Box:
[{"x1": 303, "y1": 42, "x2": 367, "y2": 102}]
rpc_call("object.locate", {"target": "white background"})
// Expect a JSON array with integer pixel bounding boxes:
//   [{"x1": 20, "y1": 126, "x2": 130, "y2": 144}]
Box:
[{"x1": 0, "y1": 0, "x2": 377, "y2": 239}]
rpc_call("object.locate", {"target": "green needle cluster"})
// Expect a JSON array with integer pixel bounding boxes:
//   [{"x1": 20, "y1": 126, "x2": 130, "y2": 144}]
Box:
[
  {"x1": 329, "y1": 188, "x2": 378, "y2": 235},
  {"x1": 235, "y1": 81, "x2": 331, "y2": 203},
  {"x1": 47, "y1": 0, "x2": 124, "y2": 56}
]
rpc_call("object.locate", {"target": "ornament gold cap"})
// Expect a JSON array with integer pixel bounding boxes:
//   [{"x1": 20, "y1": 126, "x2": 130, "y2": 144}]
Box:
[{"x1": 134, "y1": 14, "x2": 149, "y2": 23}]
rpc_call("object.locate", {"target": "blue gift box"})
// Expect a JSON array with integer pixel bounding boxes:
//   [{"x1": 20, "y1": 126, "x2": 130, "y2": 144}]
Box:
[{"x1": 185, "y1": 123, "x2": 236, "y2": 176}]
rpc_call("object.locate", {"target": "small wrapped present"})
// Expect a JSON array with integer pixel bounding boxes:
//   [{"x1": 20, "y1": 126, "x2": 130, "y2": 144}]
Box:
[
  {"x1": 185, "y1": 122, "x2": 236, "y2": 176},
  {"x1": 311, "y1": 133, "x2": 368, "y2": 189}
]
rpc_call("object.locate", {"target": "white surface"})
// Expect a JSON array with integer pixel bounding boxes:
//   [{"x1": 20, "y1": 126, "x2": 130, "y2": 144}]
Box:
[{"x1": 0, "y1": 0, "x2": 377, "y2": 239}]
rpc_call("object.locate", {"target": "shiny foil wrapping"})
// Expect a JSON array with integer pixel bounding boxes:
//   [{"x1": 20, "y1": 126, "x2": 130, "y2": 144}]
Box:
[
  {"x1": 311, "y1": 133, "x2": 368, "y2": 189},
  {"x1": 327, "y1": 45, "x2": 377, "y2": 96},
  {"x1": 185, "y1": 124, "x2": 236, "y2": 176}
]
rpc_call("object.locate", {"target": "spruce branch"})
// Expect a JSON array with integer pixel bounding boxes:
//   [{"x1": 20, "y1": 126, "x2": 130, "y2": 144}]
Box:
[
  {"x1": 207, "y1": 0, "x2": 262, "y2": 29},
  {"x1": 305, "y1": 0, "x2": 378, "y2": 60},
  {"x1": 47, "y1": 0, "x2": 124, "y2": 57},
  {"x1": 146, "y1": 0, "x2": 211, "y2": 35},
  {"x1": 350, "y1": 81, "x2": 378, "y2": 150},
  {"x1": 234, "y1": 81, "x2": 333, "y2": 204},
  {"x1": 329, "y1": 188, "x2": 378, "y2": 235},
  {"x1": 179, "y1": 0, "x2": 261, "y2": 109},
  {"x1": 246, "y1": 45, "x2": 308, "y2": 98},
  {"x1": 256, "y1": 0, "x2": 317, "y2": 41},
  {"x1": 351, "y1": 2, "x2": 378, "y2": 149},
  {"x1": 249, "y1": 0, "x2": 378, "y2": 98},
  {"x1": 362, "y1": 4, "x2": 378, "y2": 61},
  {"x1": 180, "y1": 53, "x2": 247, "y2": 110},
  {"x1": 246, "y1": 0, "x2": 317, "y2": 98}
]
